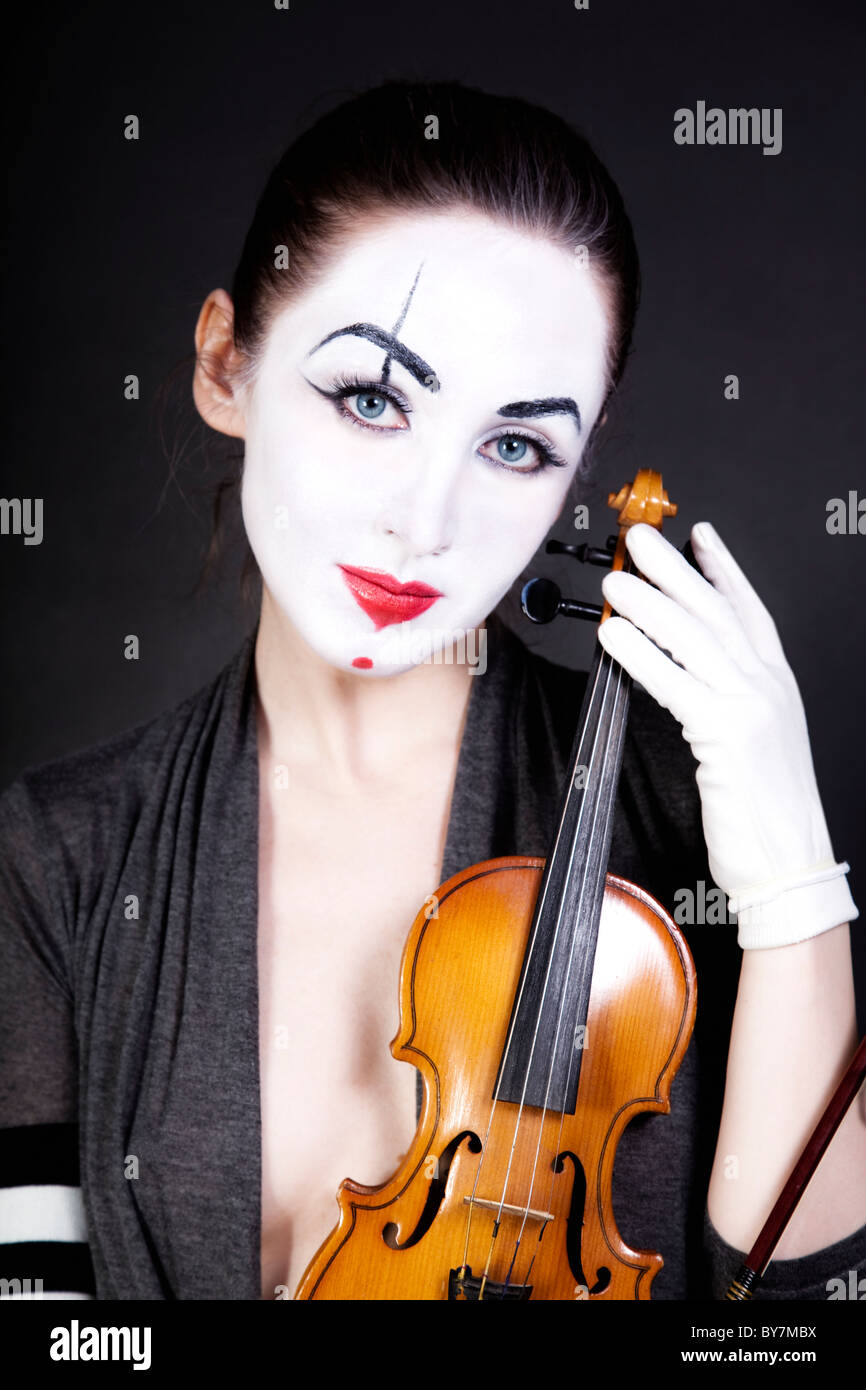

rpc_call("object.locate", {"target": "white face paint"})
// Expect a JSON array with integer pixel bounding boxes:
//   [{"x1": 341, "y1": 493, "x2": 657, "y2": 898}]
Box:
[{"x1": 240, "y1": 209, "x2": 612, "y2": 674}]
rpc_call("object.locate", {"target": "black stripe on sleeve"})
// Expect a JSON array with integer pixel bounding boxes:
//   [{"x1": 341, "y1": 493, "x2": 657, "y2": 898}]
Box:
[
  {"x1": 0, "y1": 1123, "x2": 80, "y2": 1188},
  {"x1": 0, "y1": 1241, "x2": 96, "y2": 1296}
]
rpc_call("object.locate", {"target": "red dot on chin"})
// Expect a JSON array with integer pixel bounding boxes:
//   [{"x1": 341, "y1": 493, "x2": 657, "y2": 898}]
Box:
[{"x1": 352, "y1": 657, "x2": 373, "y2": 669}]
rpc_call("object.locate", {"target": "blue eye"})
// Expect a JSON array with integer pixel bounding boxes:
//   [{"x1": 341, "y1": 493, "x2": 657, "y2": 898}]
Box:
[
  {"x1": 355, "y1": 391, "x2": 388, "y2": 420},
  {"x1": 497, "y1": 435, "x2": 527, "y2": 464},
  {"x1": 306, "y1": 371, "x2": 567, "y2": 474},
  {"x1": 309, "y1": 373, "x2": 411, "y2": 431},
  {"x1": 479, "y1": 431, "x2": 567, "y2": 475}
]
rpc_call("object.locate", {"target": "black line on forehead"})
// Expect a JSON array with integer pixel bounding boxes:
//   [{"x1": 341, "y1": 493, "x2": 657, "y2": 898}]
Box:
[{"x1": 382, "y1": 263, "x2": 424, "y2": 384}]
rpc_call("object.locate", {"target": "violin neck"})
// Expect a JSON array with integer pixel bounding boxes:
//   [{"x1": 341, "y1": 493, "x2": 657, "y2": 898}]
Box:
[{"x1": 495, "y1": 638, "x2": 632, "y2": 1113}]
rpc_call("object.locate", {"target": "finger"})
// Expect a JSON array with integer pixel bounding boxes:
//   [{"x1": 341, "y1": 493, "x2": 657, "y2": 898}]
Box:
[
  {"x1": 690, "y1": 522, "x2": 787, "y2": 666},
  {"x1": 601, "y1": 570, "x2": 743, "y2": 692},
  {"x1": 623, "y1": 523, "x2": 762, "y2": 675},
  {"x1": 597, "y1": 614, "x2": 702, "y2": 728}
]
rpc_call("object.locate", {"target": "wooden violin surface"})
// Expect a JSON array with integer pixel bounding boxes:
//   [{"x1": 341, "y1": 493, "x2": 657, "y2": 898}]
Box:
[{"x1": 296, "y1": 857, "x2": 696, "y2": 1300}]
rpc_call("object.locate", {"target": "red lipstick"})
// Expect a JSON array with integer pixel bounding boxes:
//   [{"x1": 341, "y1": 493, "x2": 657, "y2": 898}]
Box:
[{"x1": 338, "y1": 565, "x2": 443, "y2": 630}]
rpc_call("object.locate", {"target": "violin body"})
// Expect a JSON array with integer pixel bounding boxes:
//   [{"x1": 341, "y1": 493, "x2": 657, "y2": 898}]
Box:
[{"x1": 296, "y1": 856, "x2": 696, "y2": 1300}]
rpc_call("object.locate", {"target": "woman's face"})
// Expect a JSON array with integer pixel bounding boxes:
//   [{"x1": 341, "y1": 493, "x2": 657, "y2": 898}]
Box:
[{"x1": 239, "y1": 209, "x2": 611, "y2": 675}]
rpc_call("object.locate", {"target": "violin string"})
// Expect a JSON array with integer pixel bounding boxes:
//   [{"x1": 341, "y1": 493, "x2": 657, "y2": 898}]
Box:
[
  {"x1": 509, "y1": 651, "x2": 624, "y2": 1266},
  {"x1": 502, "y1": 1236, "x2": 522, "y2": 1291},
  {"x1": 489, "y1": 549, "x2": 635, "y2": 1292},
  {"x1": 531, "y1": 655, "x2": 628, "y2": 1259},
  {"x1": 504, "y1": 1217, "x2": 549, "y2": 1297},
  {"x1": 505, "y1": 556, "x2": 634, "y2": 1284},
  {"x1": 457, "y1": 638, "x2": 610, "y2": 1282},
  {"x1": 460, "y1": 647, "x2": 608, "y2": 1273},
  {"x1": 457, "y1": 646, "x2": 607, "y2": 1270},
  {"x1": 469, "y1": 645, "x2": 616, "y2": 1288},
  {"x1": 492, "y1": 649, "x2": 623, "y2": 1287},
  {"x1": 501, "y1": 653, "x2": 622, "y2": 1287}
]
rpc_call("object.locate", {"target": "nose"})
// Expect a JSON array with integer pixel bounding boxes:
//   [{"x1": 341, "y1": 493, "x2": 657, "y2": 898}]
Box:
[{"x1": 374, "y1": 439, "x2": 464, "y2": 559}]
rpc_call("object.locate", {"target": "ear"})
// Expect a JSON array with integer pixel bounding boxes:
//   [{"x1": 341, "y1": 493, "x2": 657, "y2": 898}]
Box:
[{"x1": 192, "y1": 289, "x2": 249, "y2": 439}]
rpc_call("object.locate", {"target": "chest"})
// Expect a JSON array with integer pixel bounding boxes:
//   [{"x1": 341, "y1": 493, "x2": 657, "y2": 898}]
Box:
[{"x1": 256, "y1": 764, "x2": 458, "y2": 1299}]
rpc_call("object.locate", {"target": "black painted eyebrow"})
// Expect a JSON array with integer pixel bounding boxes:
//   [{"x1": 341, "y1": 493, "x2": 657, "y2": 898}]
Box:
[
  {"x1": 497, "y1": 397, "x2": 582, "y2": 435},
  {"x1": 306, "y1": 324, "x2": 438, "y2": 390}
]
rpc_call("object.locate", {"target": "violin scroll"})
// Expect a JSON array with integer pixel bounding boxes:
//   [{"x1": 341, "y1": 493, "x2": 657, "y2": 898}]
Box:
[{"x1": 608, "y1": 471, "x2": 677, "y2": 530}]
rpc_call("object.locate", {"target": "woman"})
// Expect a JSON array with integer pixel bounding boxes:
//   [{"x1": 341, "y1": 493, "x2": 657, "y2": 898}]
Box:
[{"x1": 0, "y1": 80, "x2": 863, "y2": 1302}]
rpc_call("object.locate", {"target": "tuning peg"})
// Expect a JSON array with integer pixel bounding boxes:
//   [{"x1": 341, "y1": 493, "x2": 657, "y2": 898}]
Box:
[
  {"x1": 549, "y1": 533, "x2": 701, "y2": 573},
  {"x1": 545, "y1": 539, "x2": 615, "y2": 568},
  {"x1": 521, "y1": 577, "x2": 604, "y2": 625}
]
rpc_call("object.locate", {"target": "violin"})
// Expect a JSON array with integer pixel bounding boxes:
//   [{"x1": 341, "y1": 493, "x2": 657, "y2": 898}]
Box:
[{"x1": 296, "y1": 469, "x2": 697, "y2": 1300}]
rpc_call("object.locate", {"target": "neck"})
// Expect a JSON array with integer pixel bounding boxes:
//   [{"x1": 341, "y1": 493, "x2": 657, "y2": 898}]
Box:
[{"x1": 253, "y1": 584, "x2": 482, "y2": 790}]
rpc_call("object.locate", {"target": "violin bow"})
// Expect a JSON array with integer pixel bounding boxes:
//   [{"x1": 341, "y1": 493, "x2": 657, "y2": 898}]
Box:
[{"x1": 725, "y1": 1032, "x2": 866, "y2": 1299}]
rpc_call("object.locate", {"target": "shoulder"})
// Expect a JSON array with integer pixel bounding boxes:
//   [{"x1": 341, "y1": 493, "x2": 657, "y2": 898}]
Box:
[{"x1": 0, "y1": 633, "x2": 256, "y2": 884}]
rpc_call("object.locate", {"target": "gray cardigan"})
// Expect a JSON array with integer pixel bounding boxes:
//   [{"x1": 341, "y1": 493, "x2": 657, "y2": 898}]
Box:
[{"x1": 1, "y1": 613, "x2": 864, "y2": 1300}]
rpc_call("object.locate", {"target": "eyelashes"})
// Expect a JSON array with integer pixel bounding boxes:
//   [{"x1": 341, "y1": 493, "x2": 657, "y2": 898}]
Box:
[
  {"x1": 308, "y1": 371, "x2": 568, "y2": 475},
  {"x1": 482, "y1": 433, "x2": 568, "y2": 475},
  {"x1": 320, "y1": 372, "x2": 413, "y2": 425}
]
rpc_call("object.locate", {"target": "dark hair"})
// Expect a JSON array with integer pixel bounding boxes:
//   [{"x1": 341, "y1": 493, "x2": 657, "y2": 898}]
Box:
[
  {"x1": 231, "y1": 81, "x2": 639, "y2": 403},
  {"x1": 166, "y1": 79, "x2": 640, "y2": 604}
]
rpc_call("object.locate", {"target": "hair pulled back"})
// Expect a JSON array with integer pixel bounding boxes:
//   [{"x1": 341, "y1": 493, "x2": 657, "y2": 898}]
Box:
[{"x1": 230, "y1": 80, "x2": 640, "y2": 420}]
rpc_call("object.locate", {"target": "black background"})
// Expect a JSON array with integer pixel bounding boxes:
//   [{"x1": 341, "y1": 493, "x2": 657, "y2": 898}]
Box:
[{"x1": 1, "y1": 0, "x2": 863, "y2": 1004}]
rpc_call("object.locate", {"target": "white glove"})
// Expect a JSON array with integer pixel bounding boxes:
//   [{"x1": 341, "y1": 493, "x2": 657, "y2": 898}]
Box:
[{"x1": 597, "y1": 520, "x2": 858, "y2": 949}]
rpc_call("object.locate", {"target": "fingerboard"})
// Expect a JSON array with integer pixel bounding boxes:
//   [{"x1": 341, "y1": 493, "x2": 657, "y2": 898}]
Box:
[{"x1": 494, "y1": 636, "x2": 632, "y2": 1114}]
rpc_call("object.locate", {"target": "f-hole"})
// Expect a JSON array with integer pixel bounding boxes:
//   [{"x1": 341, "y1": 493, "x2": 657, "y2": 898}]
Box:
[
  {"x1": 555, "y1": 1150, "x2": 611, "y2": 1296},
  {"x1": 382, "y1": 1130, "x2": 481, "y2": 1251}
]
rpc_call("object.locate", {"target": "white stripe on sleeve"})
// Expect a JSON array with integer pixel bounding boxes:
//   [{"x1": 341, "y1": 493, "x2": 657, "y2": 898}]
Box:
[{"x1": 0, "y1": 1185, "x2": 88, "y2": 1244}]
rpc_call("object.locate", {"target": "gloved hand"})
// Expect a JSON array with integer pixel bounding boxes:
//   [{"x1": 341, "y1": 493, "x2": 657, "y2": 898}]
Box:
[{"x1": 597, "y1": 520, "x2": 858, "y2": 949}]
